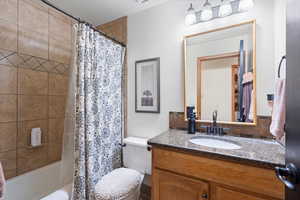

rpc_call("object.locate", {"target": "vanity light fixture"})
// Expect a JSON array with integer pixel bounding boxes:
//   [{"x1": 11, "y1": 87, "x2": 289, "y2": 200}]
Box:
[
  {"x1": 185, "y1": 3, "x2": 197, "y2": 25},
  {"x1": 239, "y1": 0, "x2": 254, "y2": 11},
  {"x1": 201, "y1": 0, "x2": 213, "y2": 21},
  {"x1": 219, "y1": 0, "x2": 233, "y2": 17},
  {"x1": 135, "y1": 0, "x2": 149, "y2": 4},
  {"x1": 185, "y1": 0, "x2": 254, "y2": 25}
]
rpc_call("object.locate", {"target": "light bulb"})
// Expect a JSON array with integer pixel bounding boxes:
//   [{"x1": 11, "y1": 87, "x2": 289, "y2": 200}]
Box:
[
  {"x1": 185, "y1": 4, "x2": 196, "y2": 25},
  {"x1": 219, "y1": 1, "x2": 232, "y2": 17},
  {"x1": 201, "y1": 0, "x2": 213, "y2": 21},
  {"x1": 239, "y1": 0, "x2": 254, "y2": 12},
  {"x1": 201, "y1": 8, "x2": 213, "y2": 21}
]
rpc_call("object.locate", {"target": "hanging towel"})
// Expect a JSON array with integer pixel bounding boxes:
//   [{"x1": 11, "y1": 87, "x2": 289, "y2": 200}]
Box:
[
  {"x1": 242, "y1": 82, "x2": 253, "y2": 122},
  {"x1": 248, "y1": 90, "x2": 255, "y2": 121},
  {"x1": 0, "y1": 162, "x2": 5, "y2": 200},
  {"x1": 270, "y1": 79, "x2": 286, "y2": 140},
  {"x1": 242, "y1": 72, "x2": 253, "y2": 84}
]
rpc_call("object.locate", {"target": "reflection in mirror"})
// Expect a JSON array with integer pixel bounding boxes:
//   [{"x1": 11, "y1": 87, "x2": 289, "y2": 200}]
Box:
[{"x1": 185, "y1": 21, "x2": 256, "y2": 125}]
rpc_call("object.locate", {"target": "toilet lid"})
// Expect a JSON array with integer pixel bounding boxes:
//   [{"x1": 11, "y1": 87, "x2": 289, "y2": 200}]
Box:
[{"x1": 95, "y1": 168, "x2": 143, "y2": 200}]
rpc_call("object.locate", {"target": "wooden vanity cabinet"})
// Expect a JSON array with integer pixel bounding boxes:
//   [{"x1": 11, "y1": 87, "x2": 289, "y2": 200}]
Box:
[
  {"x1": 153, "y1": 169, "x2": 209, "y2": 200},
  {"x1": 212, "y1": 186, "x2": 270, "y2": 200},
  {"x1": 152, "y1": 147, "x2": 285, "y2": 200}
]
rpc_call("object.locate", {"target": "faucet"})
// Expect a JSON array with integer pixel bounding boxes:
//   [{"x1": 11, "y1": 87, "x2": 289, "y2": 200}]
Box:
[
  {"x1": 212, "y1": 110, "x2": 218, "y2": 127},
  {"x1": 201, "y1": 110, "x2": 228, "y2": 136}
]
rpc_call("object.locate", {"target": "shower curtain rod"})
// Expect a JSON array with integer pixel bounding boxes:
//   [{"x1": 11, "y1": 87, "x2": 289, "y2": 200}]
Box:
[{"x1": 40, "y1": 0, "x2": 126, "y2": 47}]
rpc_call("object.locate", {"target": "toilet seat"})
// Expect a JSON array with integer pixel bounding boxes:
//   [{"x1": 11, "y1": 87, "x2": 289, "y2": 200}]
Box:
[{"x1": 95, "y1": 168, "x2": 144, "y2": 200}]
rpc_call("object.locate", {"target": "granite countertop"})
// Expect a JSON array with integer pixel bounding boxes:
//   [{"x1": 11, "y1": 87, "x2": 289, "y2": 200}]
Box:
[{"x1": 148, "y1": 129, "x2": 285, "y2": 168}]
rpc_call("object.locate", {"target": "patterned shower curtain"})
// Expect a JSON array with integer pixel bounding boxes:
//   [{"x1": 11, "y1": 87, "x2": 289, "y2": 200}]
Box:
[{"x1": 72, "y1": 23, "x2": 125, "y2": 200}]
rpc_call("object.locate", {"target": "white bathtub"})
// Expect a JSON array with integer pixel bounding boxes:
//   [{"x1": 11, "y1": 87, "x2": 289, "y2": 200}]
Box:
[{"x1": 40, "y1": 184, "x2": 72, "y2": 200}]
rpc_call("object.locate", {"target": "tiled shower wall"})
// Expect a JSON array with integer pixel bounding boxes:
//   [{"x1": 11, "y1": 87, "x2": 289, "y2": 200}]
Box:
[{"x1": 0, "y1": 0, "x2": 72, "y2": 179}]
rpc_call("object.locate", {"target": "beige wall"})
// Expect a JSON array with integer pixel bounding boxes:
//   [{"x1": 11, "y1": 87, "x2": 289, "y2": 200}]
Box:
[
  {"x1": 127, "y1": 0, "x2": 283, "y2": 139},
  {"x1": 201, "y1": 58, "x2": 238, "y2": 121},
  {"x1": 0, "y1": 0, "x2": 72, "y2": 183}
]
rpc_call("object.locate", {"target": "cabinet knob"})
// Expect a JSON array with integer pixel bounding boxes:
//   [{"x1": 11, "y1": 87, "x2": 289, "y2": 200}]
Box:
[{"x1": 201, "y1": 193, "x2": 208, "y2": 199}]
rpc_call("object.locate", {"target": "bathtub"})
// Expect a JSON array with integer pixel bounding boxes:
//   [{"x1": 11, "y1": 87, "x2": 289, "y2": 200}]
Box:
[{"x1": 40, "y1": 184, "x2": 72, "y2": 200}]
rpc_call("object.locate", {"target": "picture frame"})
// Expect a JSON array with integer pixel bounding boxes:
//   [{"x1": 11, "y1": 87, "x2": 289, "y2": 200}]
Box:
[{"x1": 135, "y1": 58, "x2": 160, "y2": 113}]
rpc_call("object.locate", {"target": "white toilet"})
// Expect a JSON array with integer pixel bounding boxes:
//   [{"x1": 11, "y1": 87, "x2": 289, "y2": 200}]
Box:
[{"x1": 95, "y1": 137, "x2": 151, "y2": 200}]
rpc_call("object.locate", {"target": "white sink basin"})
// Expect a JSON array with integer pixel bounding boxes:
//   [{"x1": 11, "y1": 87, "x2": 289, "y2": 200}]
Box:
[{"x1": 189, "y1": 136, "x2": 241, "y2": 150}]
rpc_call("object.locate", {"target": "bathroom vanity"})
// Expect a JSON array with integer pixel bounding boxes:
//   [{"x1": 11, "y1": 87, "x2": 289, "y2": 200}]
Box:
[{"x1": 148, "y1": 130, "x2": 285, "y2": 200}]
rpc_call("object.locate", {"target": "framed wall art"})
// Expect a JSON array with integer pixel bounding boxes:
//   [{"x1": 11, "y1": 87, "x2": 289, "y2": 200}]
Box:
[{"x1": 135, "y1": 58, "x2": 160, "y2": 113}]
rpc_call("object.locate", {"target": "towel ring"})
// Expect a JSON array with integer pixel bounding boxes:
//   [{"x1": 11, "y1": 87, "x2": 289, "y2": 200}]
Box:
[{"x1": 278, "y1": 56, "x2": 286, "y2": 78}]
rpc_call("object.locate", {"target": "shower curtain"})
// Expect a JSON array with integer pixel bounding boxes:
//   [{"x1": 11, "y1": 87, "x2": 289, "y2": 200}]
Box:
[{"x1": 71, "y1": 23, "x2": 125, "y2": 200}]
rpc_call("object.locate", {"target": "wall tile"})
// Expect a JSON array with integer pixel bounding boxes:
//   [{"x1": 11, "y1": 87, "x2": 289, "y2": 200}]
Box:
[
  {"x1": 0, "y1": 0, "x2": 72, "y2": 178},
  {"x1": 0, "y1": 0, "x2": 17, "y2": 52},
  {"x1": 49, "y1": 8, "x2": 72, "y2": 64},
  {"x1": 18, "y1": 27, "x2": 49, "y2": 60},
  {"x1": 0, "y1": 20, "x2": 18, "y2": 51},
  {"x1": 48, "y1": 143, "x2": 62, "y2": 163},
  {"x1": 169, "y1": 112, "x2": 273, "y2": 138},
  {"x1": 0, "y1": 95, "x2": 17, "y2": 122},
  {"x1": 49, "y1": 96, "x2": 66, "y2": 118},
  {"x1": 0, "y1": 0, "x2": 18, "y2": 22},
  {"x1": 17, "y1": 145, "x2": 48, "y2": 175},
  {"x1": 18, "y1": 68, "x2": 48, "y2": 95},
  {"x1": 49, "y1": 8, "x2": 71, "y2": 40},
  {"x1": 17, "y1": 120, "x2": 48, "y2": 148},
  {"x1": 18, "y1": 0, "x2": 49, "y2": 59},
  {"x1": 0, "y1": 49, "x2": 70, "y2": 75},
  {"x1": 49, "y1": 37, "x2": 72, "y2": 65},
  {"x1": 18, "y1": 95, "x2": 48, "y2": 121},
  {"x1": 0, "y1": 65, "x2": 17, "y2": 94},
  {"x1": 97, "y1": 16, "x2": 128, "y2": 44},
  {"x1": 0, "y1": 50, "x2": 24, "y2": 67},
  {"x1": 0, "y1": 150, "x2": 16, "y2": 179},
  {"x1": 0, "y1": 122, "x2": 17, "y2": 152},
  {"x1": 49, "y1": 73, "x2": 68, "y2": 95},
  {"x1": 48, "y1": 118, "x2": 64, "y2": 143}
]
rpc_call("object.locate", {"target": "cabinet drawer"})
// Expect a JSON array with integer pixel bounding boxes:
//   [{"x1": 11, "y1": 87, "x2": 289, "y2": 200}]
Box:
[
  {"x1": 213, "y1": 186, "x2": 271, "y2": 200},
  {"x1": 153, "y1": 147, "x2": 284, "y2": 199},
  {"x1": 153, "y1": 169, "x2": 209, "y2": 200}
]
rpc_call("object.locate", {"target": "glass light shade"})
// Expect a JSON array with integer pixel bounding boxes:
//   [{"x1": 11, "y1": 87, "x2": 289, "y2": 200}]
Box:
[
  {"x1": 185, "y1": 4, "x2": 196, "y2": 25},
  {"x1": 185, "y1": 13, "x2": 197, "y2": 25},
  {"x1": 201, "y1": 8, "x2": 213, "y2": 21},
  {"x1": 239, "y1": 0, "x2": 254, "y2": 11},
  {"x1": 219, "y1": 2, "x2": 232, "y2": 17}
]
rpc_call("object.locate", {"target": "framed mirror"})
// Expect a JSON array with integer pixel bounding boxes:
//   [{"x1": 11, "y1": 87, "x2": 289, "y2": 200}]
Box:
[{"x1": 184, "y1": 20, "x2": 256, "y2": 125}]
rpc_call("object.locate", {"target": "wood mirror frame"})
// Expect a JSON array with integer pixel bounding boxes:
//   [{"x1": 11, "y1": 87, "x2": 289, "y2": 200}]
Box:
[{"x1": 184, "y1": 20, "x2": 257, "y2": 126}]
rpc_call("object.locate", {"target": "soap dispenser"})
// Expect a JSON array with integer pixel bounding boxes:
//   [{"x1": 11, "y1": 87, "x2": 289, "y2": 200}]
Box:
[{"x1": 187, "y1": 106, "x2": 196, "y2": 134}]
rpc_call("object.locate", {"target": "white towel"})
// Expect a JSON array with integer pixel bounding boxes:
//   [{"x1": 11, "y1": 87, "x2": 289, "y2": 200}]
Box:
[
  {"x1": 270, "y1": 79, "x2": 286, "y2": 140},
  {"x1": 248, "y1": 90, "x2": 255, "y2": 121}
]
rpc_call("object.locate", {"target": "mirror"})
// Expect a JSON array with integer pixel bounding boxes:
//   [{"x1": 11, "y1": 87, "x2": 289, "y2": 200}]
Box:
[{"x1": 184, "y1": 21, "x2": 256, "y2": 125}]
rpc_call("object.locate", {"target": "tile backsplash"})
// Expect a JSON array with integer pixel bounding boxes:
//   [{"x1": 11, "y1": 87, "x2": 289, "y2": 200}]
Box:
[
  {"x1": 169, "y1": 112, "x2": 274, "y2": 139},
  {"x1": 0, "y1": 0, "x2": 73, "y2": 179}
]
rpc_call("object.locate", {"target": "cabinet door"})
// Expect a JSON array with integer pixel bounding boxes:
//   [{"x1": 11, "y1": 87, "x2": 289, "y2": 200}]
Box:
[
  {"x1": 153, "y1": 169, "x2": 209, "y2": 200},
  {"x1": 214, "y1": 186, "x2": 270, "y2": 200}
]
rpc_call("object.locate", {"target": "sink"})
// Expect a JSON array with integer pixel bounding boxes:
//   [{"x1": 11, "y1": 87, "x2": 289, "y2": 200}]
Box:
[{"x1": 189, "y1": 136, "x2": 241, "y2": 150}]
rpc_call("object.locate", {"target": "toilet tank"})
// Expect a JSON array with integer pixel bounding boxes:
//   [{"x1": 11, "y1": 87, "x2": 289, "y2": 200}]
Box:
[{"x1": 123, "y1": 137, "x2": 151, "y2": 175}]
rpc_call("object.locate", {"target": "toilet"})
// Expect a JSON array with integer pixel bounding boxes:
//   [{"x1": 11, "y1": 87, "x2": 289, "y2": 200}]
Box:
[{"x1": 95, "y1": 137, "x2": 151, "y2": 200}]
